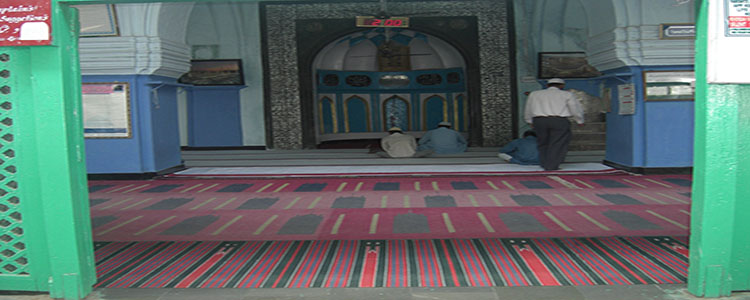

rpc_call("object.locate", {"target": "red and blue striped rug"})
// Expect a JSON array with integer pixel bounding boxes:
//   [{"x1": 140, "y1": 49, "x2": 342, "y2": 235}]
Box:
[{"x1": 93, "y1": 236, "x2": 688, "y2": 288}]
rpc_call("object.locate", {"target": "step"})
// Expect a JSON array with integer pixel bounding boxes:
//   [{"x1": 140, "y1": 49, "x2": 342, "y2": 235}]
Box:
[
  {"x1": 565, "y1": 155, "x2": 604, "y2": 163},
  {"x1": 568, "y1": 143, "x2": 606, "y2": 151},
  {"x1": 584, "y1": 112, "x2": 606, "y2": 122},
  {"x1": 180, "y1": 147, "x2": 609, "y2": 167},
  {"x1": 572, "y1": 122, "x2": 606, "y2": 132},
  {"x1": 572, "y1": 132, "x2": 606, "y2": 142}
]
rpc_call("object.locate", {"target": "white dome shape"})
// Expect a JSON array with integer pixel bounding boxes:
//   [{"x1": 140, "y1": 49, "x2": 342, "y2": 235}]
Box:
[
  {"x1": 317, "y1": 41, "x2": 351, "y2": 71},
  {"x1": 314, "y1": 29, "x2": 465, "y2": 71},
  {"x1": 343, "y1": 40, "x2": 378, "y2": 71},
  {"x1": 409, "y1": 37, "x2": 443, "y2": 70},
  {"x1": 423, "y1": 35, "x2": 465, "y2": 69}
]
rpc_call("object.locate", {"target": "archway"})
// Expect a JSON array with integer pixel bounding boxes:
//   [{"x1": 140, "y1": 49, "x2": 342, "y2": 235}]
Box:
[
  {"x1": 311, "y1": 29, "x2": 468, "y2": 145},
  {"x1": 264, "y1": 1, "x2": 514, "y2": 150}
]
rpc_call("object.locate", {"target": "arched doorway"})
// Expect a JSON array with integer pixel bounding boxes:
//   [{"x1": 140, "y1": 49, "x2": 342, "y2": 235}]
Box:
[
  {"x1": 311, "y1": 29, "x2": 468, "y2": 145},
  {"x1": 289, "y1": 13, "x2": 495, "y2": 150}
]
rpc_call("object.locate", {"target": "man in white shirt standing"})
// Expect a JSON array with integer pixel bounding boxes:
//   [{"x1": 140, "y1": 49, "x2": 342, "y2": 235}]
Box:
[{"x1": 523, "y1": 78, "x2": 584, "y2": 171}]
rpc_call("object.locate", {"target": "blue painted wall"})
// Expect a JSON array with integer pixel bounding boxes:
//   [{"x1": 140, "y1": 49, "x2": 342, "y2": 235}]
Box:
[
  {"x1": 318, "y1": 68, "x2": 467, "y2": 133},
  {"x1": 645, "y1": 100, "x2": 694, "y2": 166},
  {"x1": 188, "y1": 86, "x2": 245, "y2": 147},
  {"x1": 83, "y1": 75, "x2": 183, "y2": 174},
  {"x1": 598, "y1": 65, "x2": 694, "y2": 168}
]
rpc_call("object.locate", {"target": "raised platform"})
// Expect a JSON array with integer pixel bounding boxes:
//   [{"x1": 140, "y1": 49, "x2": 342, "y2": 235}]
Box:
[
  {"x1": 176, "y1": 148, "x2": 609, "y2": 177},
  {"x1": 181, "y1": 148, "x2": 605, "y2": 167}
]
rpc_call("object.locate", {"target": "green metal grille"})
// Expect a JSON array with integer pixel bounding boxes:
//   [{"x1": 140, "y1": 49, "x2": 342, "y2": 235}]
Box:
[{"x1": 0, "y1": 52, "x2": 27, "y2": 276}]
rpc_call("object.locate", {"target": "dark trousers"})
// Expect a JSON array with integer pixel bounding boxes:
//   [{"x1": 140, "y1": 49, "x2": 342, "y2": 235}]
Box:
[{"x1": 532, "y1": 116, "x2": 571, "y2": 171}]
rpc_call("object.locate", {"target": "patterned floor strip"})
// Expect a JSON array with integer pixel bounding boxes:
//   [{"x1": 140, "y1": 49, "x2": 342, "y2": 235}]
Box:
[{"x1": 93, "y1": 236, "x2": 688, "y2": 288}]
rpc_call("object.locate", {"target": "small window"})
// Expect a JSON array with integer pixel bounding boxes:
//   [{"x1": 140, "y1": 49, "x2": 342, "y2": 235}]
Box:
[
  {"x1": 345, "y1": 75, "x2": 372, "y2": 87},
  {"x1": 322, "y1": 74, "x2": 339, "y2": 86},
  {"x1": 447, "y1": 72, "x2": 461, "y2": 84},
  {"x1": 416, "y1": 74, "x2": 442, "y2": 86}
]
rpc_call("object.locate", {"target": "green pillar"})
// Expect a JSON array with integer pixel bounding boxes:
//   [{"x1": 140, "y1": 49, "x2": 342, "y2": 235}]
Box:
[
  {"x1": 40, "y1": 2, "x2": 97, "y2": 298},
  {"x1": 0, "y1": 2, "x2": 96, "y2": 299},
  {"x1": 688, "y1": 0, "x2": 750, "y2": 297}
]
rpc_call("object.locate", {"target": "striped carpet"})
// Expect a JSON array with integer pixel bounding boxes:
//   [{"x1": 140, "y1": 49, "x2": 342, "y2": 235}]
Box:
[
  {"x1": 93, "y1": 236, "x2": 689, "y2": 288},
  {"x1": 89, "y1": 174, "x2": 692, "y2": 241}
]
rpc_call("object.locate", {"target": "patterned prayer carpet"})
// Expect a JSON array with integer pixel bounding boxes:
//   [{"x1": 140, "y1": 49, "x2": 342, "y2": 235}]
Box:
[
  {"x1": 93, "y1": 236, "x2": 689, "y2": 288},
  {"x1": 88, "y1": 174, "x2": 692, "y2": 241}
]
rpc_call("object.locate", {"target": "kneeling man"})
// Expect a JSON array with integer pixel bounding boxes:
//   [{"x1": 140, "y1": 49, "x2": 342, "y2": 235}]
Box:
[
  {"x1": 377, "y1": 127, "x2": 432, "y2": 158},
  {"x1": 498, "y1": 130, "x2": 540, "y2": 165},
  {"x1": 418, "y1": 121, "x2": 467, "y2": 154}
]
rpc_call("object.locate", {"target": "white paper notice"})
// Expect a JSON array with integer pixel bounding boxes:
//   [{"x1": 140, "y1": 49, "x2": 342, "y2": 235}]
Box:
[
  {"x1": 707, "y1": 0, "x2": 750, "y2": 83},
  {"x1": 19, "y1": 22, "x2": 49, "y2": 40},
  {"x1": 618, "y1": 83, "x2": 635, "y2": 115},
  {"x1": 82, "y1": 83, "x2": 131, "y2": 138}
]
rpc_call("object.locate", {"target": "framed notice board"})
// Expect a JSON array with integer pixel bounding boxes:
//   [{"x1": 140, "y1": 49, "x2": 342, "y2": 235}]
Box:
[
  {"x1": 537, "y1": 52, "x2": 601, "y2": 79},
  {"x1": 178, "y1": 59, "x2": 245, "y2": 86},
  {"x1": 82, "y1": 82, "x2": 132, "y2": 138},
  {"x1": 73, "y1": 4, "x2": 120, "y2": 37},
  {"x1": 643, "y1": 70, "x2": 695, "y2": 101}
]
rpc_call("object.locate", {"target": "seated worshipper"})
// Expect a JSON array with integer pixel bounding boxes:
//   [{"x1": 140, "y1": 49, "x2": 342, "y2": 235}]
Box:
[
  {"x1": 417, "y1": 121, "x2": 468, "y2": 154},
  {"x1": 377, "y1": 127, "x2": 432, "y2": 158},
  {"x1": 497, "y1": 130, "x2": 540, "y2": 165}
]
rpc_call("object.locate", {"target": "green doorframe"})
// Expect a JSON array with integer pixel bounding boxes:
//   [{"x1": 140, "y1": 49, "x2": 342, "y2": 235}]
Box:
[
  {"x1": 688, "y1": 0, "x2": 750, "y2": 297},
  {"x1": 0, "y1": 1, "x2": 96, "y2": 300},
  {"x1": 2, "y1": 0, "x2": 750, "y2": 299}
]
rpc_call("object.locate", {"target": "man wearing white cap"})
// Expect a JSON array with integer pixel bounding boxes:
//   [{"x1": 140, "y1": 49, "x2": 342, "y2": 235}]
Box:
[
  {"x1": 377, "y1": 127, "x2": 432, "y2": 158},
  {"x1": 418, "y1": 121, "x2": 468, "y2": 154},
  {"x1": 523, "y1": 78, "x2": 584, "y2": 171}
]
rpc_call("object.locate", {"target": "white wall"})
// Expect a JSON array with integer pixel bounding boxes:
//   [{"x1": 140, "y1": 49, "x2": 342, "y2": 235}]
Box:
[
  {"x1": 79, "y1": 0, "x2": 695, "y2": 145},
  {"x1": 586, "y1": 0, "x2": 695, "y2": 70},
  {"x1": 184, "y1": 2, "x2": 266, "y2": 146},
  {"x1": 78, "y1": 2, "x2": 266, "y2": 147},
  {"x1": 513, "y1": 0, "x2": 695, "y2": 133},
  {"x1": 517, "y1": 0, "x2": 695, "y2": 73},
  {"x1": 78, "y1": 3, "x2": 192, "y2": 77}
]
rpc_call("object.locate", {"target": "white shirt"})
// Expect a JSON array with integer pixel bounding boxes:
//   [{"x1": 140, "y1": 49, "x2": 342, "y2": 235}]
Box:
[
  {"x1": 381, "y1": 132, "x2": 417, "y2": 158},
  {"x1": 524, "y1": 86, "x2": 584, "y2": 124}
]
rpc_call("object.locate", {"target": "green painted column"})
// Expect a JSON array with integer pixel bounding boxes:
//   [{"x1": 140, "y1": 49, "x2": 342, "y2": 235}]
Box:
[
  {"x1": 40, "y1": 2, "x2": 97, "y2": 298},
  {"x1": 688, "y1": 0, "x2": 750, "y2": 297},
  {"x1": 0, "y1": 1, "x2": 95, "y2": 299}
]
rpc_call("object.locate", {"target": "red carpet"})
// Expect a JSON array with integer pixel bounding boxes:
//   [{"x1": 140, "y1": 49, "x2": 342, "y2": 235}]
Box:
[
  {"x1": 89, "y1": 174, "x2": 692, "y2": 241},
  {"x1": 93, "y1": 236, "x2": 689, "y2": 288}
]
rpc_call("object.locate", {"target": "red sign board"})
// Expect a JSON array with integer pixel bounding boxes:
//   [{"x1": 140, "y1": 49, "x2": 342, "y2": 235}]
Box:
[
  {"x1": 729, "y1": 16, "x2": 750, "y2": 28},
  {"x1": 0, "y1": 0, "x2": 52, "y2": 46}
]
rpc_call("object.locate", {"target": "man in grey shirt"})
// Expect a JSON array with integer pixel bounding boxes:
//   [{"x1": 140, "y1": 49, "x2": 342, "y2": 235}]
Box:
[{"x1": 417, "y1": 121, "x2": 467, "y2": 154}]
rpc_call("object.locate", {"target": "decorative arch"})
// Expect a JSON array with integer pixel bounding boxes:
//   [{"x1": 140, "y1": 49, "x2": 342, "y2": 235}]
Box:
[
  {"x1": 314, "y1": 29, "x2": 465, "y2": 71},
  {"x1": 318, "y1": 97, "x2": 337, "y2": 134},
  {"x1": 158, "y1": 3, "x2": 195, "y2": 41},
  {"x1": 286, "y1": 10, "x2": 494, "y2": 149},
  {"x1": 382, "y1": 96, "x2": 411, "y2": 131},
  {"x1": 343, "y1": 96, "x2": 371, "y2": 133},
  {"x1": 526, "y1": 0, "x2": 624, "y2": 70},
  {"x1": 422, "y1": 94, "x2": 448, "y2": 130}
]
